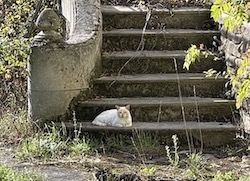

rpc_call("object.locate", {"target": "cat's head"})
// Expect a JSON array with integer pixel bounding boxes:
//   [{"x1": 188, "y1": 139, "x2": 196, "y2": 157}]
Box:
[{"x1": 115, "y1": 105, "x2": 130, "y2": 118}]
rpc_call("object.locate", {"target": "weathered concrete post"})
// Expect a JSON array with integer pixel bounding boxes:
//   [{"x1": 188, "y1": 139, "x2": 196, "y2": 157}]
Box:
[{"x1": 28, "y1": 0, "x2": 102, "y2": 122}]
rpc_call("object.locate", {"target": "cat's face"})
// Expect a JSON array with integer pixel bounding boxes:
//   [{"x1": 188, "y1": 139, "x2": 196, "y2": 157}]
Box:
[{"x1": 115, "y1": 105, "x2": 130, "y2": 118}]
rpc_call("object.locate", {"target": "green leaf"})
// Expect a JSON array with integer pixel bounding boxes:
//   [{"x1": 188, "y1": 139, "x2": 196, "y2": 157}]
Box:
[{"x1": 183, "y1": 45, "x2": 201, "y2": 70}]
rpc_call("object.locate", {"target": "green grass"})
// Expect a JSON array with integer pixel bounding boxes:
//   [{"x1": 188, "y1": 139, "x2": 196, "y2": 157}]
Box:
[
  {"x1": 17, "y1": 123, "x2": 94, "y2": 161},
  {"x1": 0, "y1": 164, "x2": 45, "y2": 181},
  {"x1": 70, "y1": 138, "x2": 91, "y2": 156},
  {"x1": 185, "y1": 153, "x2": 210, "y2": 180},
  {"x1": 140, "y1": 166, "x2": 156, "y2": 176},
  {"x1": 132, "y1": 131, "x2": 161, "y2": 154}
]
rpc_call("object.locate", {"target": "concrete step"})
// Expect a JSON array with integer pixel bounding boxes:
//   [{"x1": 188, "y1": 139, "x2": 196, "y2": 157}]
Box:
[
  {"x1": 103, "y1": 29, "x2": 219, "y2": 51},
  {"x1": 94, "y1": 73, "x2": 227, "y2": 98},
  {"x1": 102, "y1": 6, "x2": 214, "y2": 30},
  {"x1": 58, "y1": 121, "x2": 236, "y2": 147},
  {"x1": 75, "y1": 97, "x2": 235, "y2": 122},
  {"x1": 102, "y1": 50, "x2": 224, "y2": 74}
]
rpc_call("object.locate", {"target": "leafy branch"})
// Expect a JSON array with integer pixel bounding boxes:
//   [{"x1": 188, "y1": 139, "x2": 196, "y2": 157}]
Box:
[
  {"x1": 184, "y1": 44, "x2": 250, "y2": 109},
  {"x1": 183, "y1": 44, "x2": 210, "y2": 71},
  {"x1": 230, "y1": 50, "x2": 250, "y2": 108},
  {"x1": 211, "y1": 0, "x2": 249, "y2": 31}
]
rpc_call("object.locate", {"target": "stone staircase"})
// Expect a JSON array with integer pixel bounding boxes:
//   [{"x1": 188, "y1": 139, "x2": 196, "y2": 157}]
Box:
[{"x1": 71, "y1": 4, "x2": 237, "y2": 146}]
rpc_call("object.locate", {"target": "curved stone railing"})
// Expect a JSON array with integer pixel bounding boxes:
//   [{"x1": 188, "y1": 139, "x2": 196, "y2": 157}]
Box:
[
  {"x1": 28, "y1": 0, "x2": 102, "y2": 122},
  {"x1": 220, "y1": 22, "x2": 250, "y2": 133}
]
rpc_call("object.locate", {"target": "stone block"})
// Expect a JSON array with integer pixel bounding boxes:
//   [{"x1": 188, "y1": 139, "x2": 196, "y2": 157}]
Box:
[
  {"x1": 227, "y1": 31, "x2": 242, "y2": 44},
  {"x1": 238, "y1": 42, "x2": 248, "y2": 54},
  {"x1": 242, "y1": 25, "x2": 250, "y2": 42},
  {"x1": 240, "y1": 105, "x2": 250, "y2": 134},
  {"x1": 224, "y1": 40, "x2": 241, "y2": 58}
]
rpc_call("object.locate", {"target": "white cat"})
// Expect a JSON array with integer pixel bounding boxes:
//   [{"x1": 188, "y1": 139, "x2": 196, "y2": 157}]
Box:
[{"x1": 92, "y1": 105, "x2": 132, "y2": 127}]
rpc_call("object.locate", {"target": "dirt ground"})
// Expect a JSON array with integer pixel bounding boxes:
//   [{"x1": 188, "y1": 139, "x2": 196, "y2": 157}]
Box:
[{"x1": 1, "y1": 139, "x2": 250, "y2": 181}]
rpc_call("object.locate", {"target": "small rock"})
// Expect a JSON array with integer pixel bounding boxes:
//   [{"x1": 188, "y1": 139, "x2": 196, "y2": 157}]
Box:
[
  {"x1": 242, "y1": 155, "x2": 250, "y2": 165},
  {"x1": 228, "y1": 156, "x2": 241, "y2": 162},
  {"x1": 203, "y1": 154, "x2": 218, "y2": 161}
]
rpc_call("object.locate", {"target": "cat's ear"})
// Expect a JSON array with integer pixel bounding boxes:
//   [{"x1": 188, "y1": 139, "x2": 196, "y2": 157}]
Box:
[
  {"x1": 125, "y1": 105, "x2": 130, "y2": 110},
  {"x1": 115, "y1": 105, "x2": 120, "y2": 110}
]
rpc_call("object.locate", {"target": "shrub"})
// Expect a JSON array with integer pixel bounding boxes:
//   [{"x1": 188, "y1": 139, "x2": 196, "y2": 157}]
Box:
[{"x1": 0, "y1": 0, "x2": 37, "y2": 111}]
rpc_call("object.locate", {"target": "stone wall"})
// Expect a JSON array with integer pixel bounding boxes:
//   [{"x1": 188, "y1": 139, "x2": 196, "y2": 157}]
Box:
[
  {"x1": 220, "y1": 23, "x2": 250, "y2": 68},
  {"x1": 28, "y1": 0, "x2": 102, "y2": 122},
  {"x1": 220, "y1": 23, "x2": 250, "y2": 133}
]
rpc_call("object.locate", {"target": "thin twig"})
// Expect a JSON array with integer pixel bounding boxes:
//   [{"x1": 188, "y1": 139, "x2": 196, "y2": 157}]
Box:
[
  {"x1": 117, "y1": 7, "x2": 152, "y2": 76},
  {"x1": 193, "y1": 85, "x2": 203, "y2": 153},
  {"x1": 131, "y1": 129, "x2": 146, "y2": 166},
  {"x1": 108, "y1": 8, "x2": 152, "y2": 88},
  {"x1": 25, "y1": 0, "x2": 43, "y2": 38},
  {"x1": 173, "y1": 58, "x2": 192, "y2": 154},
  {"x1": 157, "y1": 100, "x2": 162, "y2": 123}
]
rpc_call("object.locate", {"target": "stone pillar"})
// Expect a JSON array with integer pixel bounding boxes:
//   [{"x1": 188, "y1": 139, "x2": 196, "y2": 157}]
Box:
[
  {"x1": 28, "y1": 1, "x2": 102, "y2": 122},
  {"x1": 28, "y1": 8, "x2": 66, "y2": 122}
]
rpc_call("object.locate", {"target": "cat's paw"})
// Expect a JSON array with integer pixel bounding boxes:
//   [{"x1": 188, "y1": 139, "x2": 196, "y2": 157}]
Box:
[
  {"x1": 92, "y1": 121, "x2": 107, "y2": 126},
  {"x1": 114, "y1": 123, "x2": 132, "y2": 127},
  {"x1": 125, "y1": 123, "x2": 132, "y2": 127},
  {"x1": 113, "y1": 123, "x2": 124, "y2": 127}
]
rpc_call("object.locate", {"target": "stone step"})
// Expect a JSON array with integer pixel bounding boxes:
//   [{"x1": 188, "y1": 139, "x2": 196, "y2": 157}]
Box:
[
  {"x1": 102, "y1": 50, "x2": 224, "y2": 74},
  {"x1": 63, "y1": 121, "x2": 235, "y2": 132},
  {"x1": 58, "y1": 121, "x2": 236, "y2": 147},
  {"x1": 102, "y1": 5, "x2": 214, "y2": 30},
  {"x1": 103, "y1": 29, "x2": 219, "y2": 51},
  {"x1": 75, "y1": 97, "x2": 235, "y2": 122},
  {"x1": 94, "y1": 73, "x2": 227, "y2": 98}
]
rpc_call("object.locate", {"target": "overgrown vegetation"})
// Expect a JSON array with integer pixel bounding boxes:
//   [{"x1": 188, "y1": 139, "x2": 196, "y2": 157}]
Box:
[
  {"x1": 0, "y1": 0, "x2": 37, "y2": 111},
  {"x1": 17, "y1": 123, "x2": 93, "y2": 161},
  {"x1": 15, "y1": 126, "x2": 250, "y2": 180},
  {"x1": 0, "y1": 110, "x2": 33, "y2": 143},
  {"x1": 0, "y1": 0, "x2": 58, "y2": 112}
]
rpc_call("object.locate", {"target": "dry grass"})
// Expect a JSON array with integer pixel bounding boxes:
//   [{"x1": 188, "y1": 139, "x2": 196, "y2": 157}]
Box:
[{"x1": 0, "y1": 110, "x2": 33, "y2": 144}]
